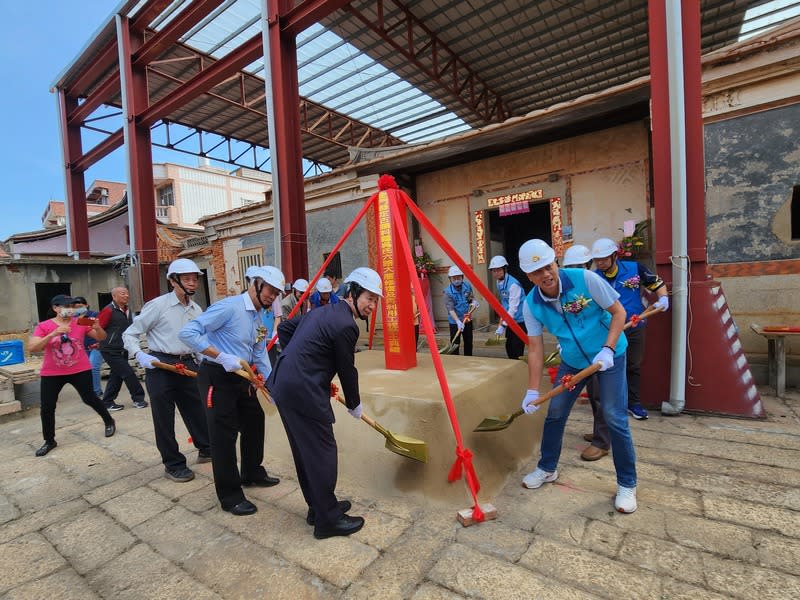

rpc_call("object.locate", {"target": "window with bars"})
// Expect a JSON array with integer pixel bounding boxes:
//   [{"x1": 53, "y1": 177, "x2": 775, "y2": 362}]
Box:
[
  {"x1": 158, "y1": 185, "x2": 175, "y2": 206},
  {"x1": 238, "y1": 247, "x2": 263, "y2": 284}
]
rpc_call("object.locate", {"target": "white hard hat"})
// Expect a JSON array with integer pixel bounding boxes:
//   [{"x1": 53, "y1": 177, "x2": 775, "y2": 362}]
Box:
[
  {"x1": 244, "y1": 265, "x2": 263, "y2": 281},
  {"x1": 518, "y1": 239, "x2": 556, "y2": 273},
  {"x1": 591, "y1": 238, "x2": 619, "y2": 259},
  {"x1": 488, "y1": 255, "x2": 508, "y2": 269},
  {"x1": 167, "y1": 258, "x2": 203, "y2": 277},
  {"x1": 447, "y1": 265, "x2": 464, "y2": 278},
  {"x1": 250, "y1": 265, "x2": 285, "y2": 291},
  {"x1": 292, "y1": 278, "x2": 309, "y2": 292},
  {"x1": 344, "y1": 267, "x2": 384, "y2": 297},
  {"x1": 316, "y1": 278, "x2": 333, "y2": 293},
  {"x1": 562, "y1": 244, "x2": 593, "y2": 267}
]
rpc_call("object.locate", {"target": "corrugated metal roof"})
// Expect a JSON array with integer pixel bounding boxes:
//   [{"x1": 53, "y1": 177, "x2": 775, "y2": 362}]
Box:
[{"x1": 54, "y1": 0, "x2": 800, "y2": 170}]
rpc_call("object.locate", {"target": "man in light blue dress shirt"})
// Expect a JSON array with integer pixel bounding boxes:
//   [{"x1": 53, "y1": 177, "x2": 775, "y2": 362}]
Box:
[{"x1": 179, "y1": 265, "x2": 285, "y2": 516}]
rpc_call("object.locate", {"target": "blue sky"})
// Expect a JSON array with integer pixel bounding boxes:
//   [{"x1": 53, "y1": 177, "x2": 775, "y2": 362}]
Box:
[{"x1": 0, "y1": 0, "x2": 195, "y2": 240}]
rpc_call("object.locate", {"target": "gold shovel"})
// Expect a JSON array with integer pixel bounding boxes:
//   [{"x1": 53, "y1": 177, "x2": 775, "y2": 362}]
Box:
[
  {"x1": 237, "y1": 359, "x2": 273, "y2": 412},
  {"x1": 334, "y1": 395, "x2": 428, "y2": 463},
  {"x1": 473, "y1": 362, "x2": 602, "y2": 432},
  {"x1": 440, "y1": 306, "x2": 477, "y2": 354}
]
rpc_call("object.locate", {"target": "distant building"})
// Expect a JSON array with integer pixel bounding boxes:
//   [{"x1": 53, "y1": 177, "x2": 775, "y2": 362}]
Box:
[{"x1": 40, "y1": 180, "x2": 124, "y2": 229}]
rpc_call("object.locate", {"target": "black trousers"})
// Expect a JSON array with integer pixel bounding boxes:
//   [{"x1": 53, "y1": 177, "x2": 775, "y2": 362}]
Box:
[
  {"x1": 506, "y1": 321, "x2": 527, "y2": 360},
  {"x1": 144, "y1": 354, "x2": 211, "y2": 471},
  {"x1": 625, "y1": 325, "x2": 646, "y2": 408},
  {"x1": 277, "y1": 404, "x2": 342, "y2": 530},
  {"x1": 101, "y1": 350, "x2": 145, "y2": 406},
  {"x1": 197, "y1": 362, "x2": 267, "y2": 510},
  {"x1": 40, "y1": 370, "x2": 113, "y2": 443},
  {"x1": 448, "y1": 321, "x2": 474, "y2": 356}
]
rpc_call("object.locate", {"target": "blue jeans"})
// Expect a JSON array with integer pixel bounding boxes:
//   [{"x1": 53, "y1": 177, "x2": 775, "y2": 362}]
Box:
[
  {"x1": 89, "y1": 349, "x2": 104, "y2": 397},
  {"x1": 538, "y1": 355, "x2": 637, "y2": 488}
]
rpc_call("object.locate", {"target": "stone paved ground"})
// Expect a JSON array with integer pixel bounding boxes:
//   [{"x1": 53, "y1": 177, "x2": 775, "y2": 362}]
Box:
[{"x1": 1, "y1": 378, "x2": 799, "y2": 599}]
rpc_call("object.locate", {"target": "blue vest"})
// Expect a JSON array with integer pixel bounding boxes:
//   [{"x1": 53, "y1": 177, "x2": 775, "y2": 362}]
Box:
[
  {"x1": 444, "y1": 282, "x2": 473, "y2": 324},
  {"x1": 601, "y1": 260, "x2": 645, "y2": 320},
  {"x1": 497, "y1": 274, "x2": 524, "y2": 323},
  {"x1": 261, "y1": 306, "x2": 274, "y2": 334},
  {"x1": 310, "y1": 291, "x2": 339, "y2": 308},
  {"x1": 526, "y1": 269, "x2": 628, "y2": 369}
]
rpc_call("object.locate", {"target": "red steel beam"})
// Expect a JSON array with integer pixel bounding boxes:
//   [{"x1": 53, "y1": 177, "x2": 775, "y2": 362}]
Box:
[
  {"x1": 59, "y1": 91, "x2": 90, "y2": 259},
  {"x1": 118, "y1": 15, "x2": 160, "y2": 302},
  {"x1": 344, "y1": 0, "x2": 509, "y2": 124},
  {"x1": 67, "y1": 74, "x2": 120, "y2": 126},
  {"x1": 71, "y1": 129, "x2": 125, "y2": 172},
  {"x1": 138, "y1": 33, "x2": 263, "y2": 128},
  {"x1": 129, "y1": 0, "x2": 175, "y2": 31},
  {"x1": 280, "y1": 0, "x2": 354, "y2": 36}
]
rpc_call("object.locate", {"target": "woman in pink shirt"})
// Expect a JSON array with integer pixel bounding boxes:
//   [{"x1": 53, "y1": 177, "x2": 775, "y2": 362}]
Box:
[{"x1": 28, "y1": 295, "x2": 116, "y2": 456}]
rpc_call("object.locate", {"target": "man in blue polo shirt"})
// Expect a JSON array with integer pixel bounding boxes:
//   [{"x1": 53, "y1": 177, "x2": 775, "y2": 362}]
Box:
[
  {"x1": 591, "y1": 237, "x2": 669, "y2": 420},
  {"x1": 517, "y1": 239, "x2": 638, "y2": 514}
]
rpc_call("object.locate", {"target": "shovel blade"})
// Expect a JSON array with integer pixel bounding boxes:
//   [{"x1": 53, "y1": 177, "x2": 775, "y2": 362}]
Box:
[
  {"x1": 473, "y1": 414, "x2": 516, "y2": 432},
  {"x1": 384, "y1": 436, "x2": 428, "y2": 463}
]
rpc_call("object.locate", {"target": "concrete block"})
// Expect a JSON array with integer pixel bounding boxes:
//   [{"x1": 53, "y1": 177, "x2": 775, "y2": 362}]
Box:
[
  {"x1": 0, "y1": 400, "x2": 21, "y2": 416},
  {"x1": 0, "y1": 532, "x2": 67, "y2": 594},
  {"x1": 101, "y1": 486, "x2": 175, "y2": 529}
]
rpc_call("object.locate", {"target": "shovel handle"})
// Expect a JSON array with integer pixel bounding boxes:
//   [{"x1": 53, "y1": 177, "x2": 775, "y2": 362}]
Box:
[
  {"x1": 333, "y1": 394, "x2": 385, "y2": 434},
  {"x1": 521, "y1": 362, "x2": 603, "y2": 413},
  {"x1": 152, "y1": 361, "x2": 197, "y2": 377},
  {"x1": 623, "y1": 305, "x2": 663, "y2": 330},
  {"x1": 235, "y1": 361, "x2": 272, "y2": 407}
]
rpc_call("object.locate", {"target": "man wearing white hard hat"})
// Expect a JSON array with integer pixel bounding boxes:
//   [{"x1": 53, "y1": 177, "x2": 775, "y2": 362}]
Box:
[
  {"x1": 488, "y1": 255, "x2": 527, "y2": 359},
  {"x1": 443, "y1": 264, "x2": 479, "y2": 355},
  {"x1": 517, "y1": 239, "x2": 639, "y2": 514},
  {"x1": 123, "y1": 258, "x2": 212, "y2": 483},
  {"x1": 268, "y1": 267, "x2": 382, "y2": 539},
  {"x1": 310, "y1": 276, "x2": 340, "y2": 308},
  {"x1": 591, "y1": 237, "x2": 669, "y2": 420},
  {"x1": 245, "y1": 266, "x2": 283, "y2": 366},
  {"x1": 179, "y1": 265, "x2": 286, "y2": 516},
  {"x1": 282, "y1": 278, "x2": 310, "y2": 316},
  {"x1": 561, "y1": 244, "x2": 593, "y2": 269}
]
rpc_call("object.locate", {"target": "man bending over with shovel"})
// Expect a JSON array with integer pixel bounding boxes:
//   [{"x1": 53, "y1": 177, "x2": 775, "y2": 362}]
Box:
[
  {"x1": 268, "y1": 267, "x2": 383, "y2": 539},
  {"x1": 517, "y1": 239, "x2": 639, "y2": 513}
]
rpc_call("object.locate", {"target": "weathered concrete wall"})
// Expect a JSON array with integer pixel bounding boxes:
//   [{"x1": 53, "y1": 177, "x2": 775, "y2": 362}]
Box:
[
  {"x1": 705, "y1": 103, "x2": 800, "y2": 263},
  {"x1": 0, "y1": 264, "x2": 124, "y2": 334},
  {"x1": 306, "y1": 201, "x2": 369, "y2": 278}
]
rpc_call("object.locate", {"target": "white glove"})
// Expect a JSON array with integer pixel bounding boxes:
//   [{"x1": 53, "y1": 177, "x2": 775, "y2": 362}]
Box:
[
  {"x1": 654, "y1": 296, "x2": 670, "y2": 312},
  {"x1": 521, "y1": 389, "x2": 540, "y2": 414},
  {"x1": 347, "y1": 404, "x2": 363, "y2": 419},
  {"x1": 456, "y1": 319, "x2": 465, "y2": 332},
  {"x1": 135, "y1": 351, "x2": 157, "y2": 369},
  {"x1": 215, "y1": 352, "x2": 242, "y2": 372},
  {"x1": 470, "y1": 300, "x2": 480, "y2": 311},
  {"x1": 592, "y1": 347, "x2": 615, "y2": 371},
  {"x1": 495, "y1": 325, "x2": 506, "y2": 336}
]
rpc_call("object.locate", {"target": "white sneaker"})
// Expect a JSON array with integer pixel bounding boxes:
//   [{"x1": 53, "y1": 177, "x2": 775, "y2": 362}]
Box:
[
  {"x1": 615, "y1": 485, "x2": 637, "y2": 513},
  {"x1": 522, "y1": 468, "x2": 558, "y2": 489}
]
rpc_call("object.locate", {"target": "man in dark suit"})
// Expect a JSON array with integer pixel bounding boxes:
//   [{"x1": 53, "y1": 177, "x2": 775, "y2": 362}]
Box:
[{"x1": 268, "y1": 267, "x2": 383, "y2": 539}]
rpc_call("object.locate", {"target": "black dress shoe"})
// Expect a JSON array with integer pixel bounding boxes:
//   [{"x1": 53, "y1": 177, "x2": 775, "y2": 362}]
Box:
[
  {"x1": 313, "y1": 514, "x2": 365, "y2": 539},
  {"x1": 242, "y1": 474, "x2": 280, "y2": 487},
  {"x1": 104, "y1": 421, "x2": 116, "y2": 437},
  {"x1": 306, "y1": 500, "x2": 352, "y2": 526},
  {"x1": 224, "y1": 500, "x2": 258, "y2": 516},
  {"x1": 35, "y1": 441, "x2": 57, "y2": 457}
]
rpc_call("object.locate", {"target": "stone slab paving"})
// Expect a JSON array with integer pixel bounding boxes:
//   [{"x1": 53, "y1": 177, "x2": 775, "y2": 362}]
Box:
[{"x1": 0, "y1": 384, "x2": 799, "y2": 599}]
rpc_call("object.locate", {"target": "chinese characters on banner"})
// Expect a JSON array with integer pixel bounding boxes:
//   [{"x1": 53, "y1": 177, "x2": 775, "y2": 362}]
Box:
[
  {"x1": 377, "y1": 191, "x2": 400, "y2": 354},
  {"x1": 550, "y1": 197, "x2": 564, "y2": 258},
  {"x1": 474, "y1": 210, "x2": 486, "y2": 264},
  {"x1": 486, "y1": 189, "x2": 543, "y2": 207}
]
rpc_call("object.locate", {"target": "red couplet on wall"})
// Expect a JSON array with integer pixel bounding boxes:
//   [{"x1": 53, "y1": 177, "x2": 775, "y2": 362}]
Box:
[{"x1": 374, "y1": 187, "x2": 417, "y2": 370}]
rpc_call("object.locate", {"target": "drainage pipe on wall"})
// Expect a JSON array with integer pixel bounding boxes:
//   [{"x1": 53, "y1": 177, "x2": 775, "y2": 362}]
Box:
[{"x1": 662, "y1": 0, "x2": 689, "y2": 415}]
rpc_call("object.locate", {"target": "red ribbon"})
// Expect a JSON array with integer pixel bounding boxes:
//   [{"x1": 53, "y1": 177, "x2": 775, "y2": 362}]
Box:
[
  {"x1": 630, "y1": 314, "x2": 641, "y2": 328},
  {"x1": 330, "y1": 382, "x2": 339, "y2": 398},
  {"x1": 447, "y1": 447, "x2": 484, "y2": 522},
  {"x1": 560, "y1": 374, "x2": 576, "y2": 391},
  {"x1": 174, "y1": 362, "x2": 187, "y2": 376},
  {"x1": 206, "y1": 385, "x2": 213, "y2": 408}
]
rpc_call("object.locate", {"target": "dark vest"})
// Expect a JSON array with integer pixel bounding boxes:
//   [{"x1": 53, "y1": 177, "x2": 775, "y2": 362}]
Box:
[{"x1": 99, "y1": 303, "x2": 132, "y2": 354}]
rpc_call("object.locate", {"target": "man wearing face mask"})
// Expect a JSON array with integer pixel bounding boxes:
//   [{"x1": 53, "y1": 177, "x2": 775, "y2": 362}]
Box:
[
  {"x1": 179, "y1": 265, "x2": 285, "y2": 516},
  {"x1": 443, "y1": 265, "x2": 479, "y2": 356},
  {"x1": 268, "y1": 267, "x2": 382, "y2": 539},
  {"x1": 122, "y1": 259, "x2": 212, "y2": 483},
  {"x1": 98, "y1": 287, "x2": 148, "y2": 411}
]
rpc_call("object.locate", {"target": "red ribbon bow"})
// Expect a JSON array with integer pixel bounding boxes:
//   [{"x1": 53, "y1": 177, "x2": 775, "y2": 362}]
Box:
[
  {"x1": 330, "y1": 382, "x2": 339, "y2": 398},
  {"x1": 174, "y1": 362, "x2": 187, "y2": 376},
  {"x1": 447, "y1": 447, "x2": 485, "y2": 522},
  {"x1": 630, "y1": 314, "x2": 641, "y2": 328},
  {"x1": 560, "y1": 374, "x2": 576, "y2": 391}
]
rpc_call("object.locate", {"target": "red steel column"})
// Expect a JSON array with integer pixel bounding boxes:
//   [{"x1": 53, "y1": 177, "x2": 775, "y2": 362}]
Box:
[
  {"x1": 58, "y1": 90, "x2": 90, "y2": 259},
  {"x1": 268, "y1": 0, "x2": 308, "y2": 277},
  {"x1": 117, "y1": 15, "x2": 160, "y2": 302}
]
